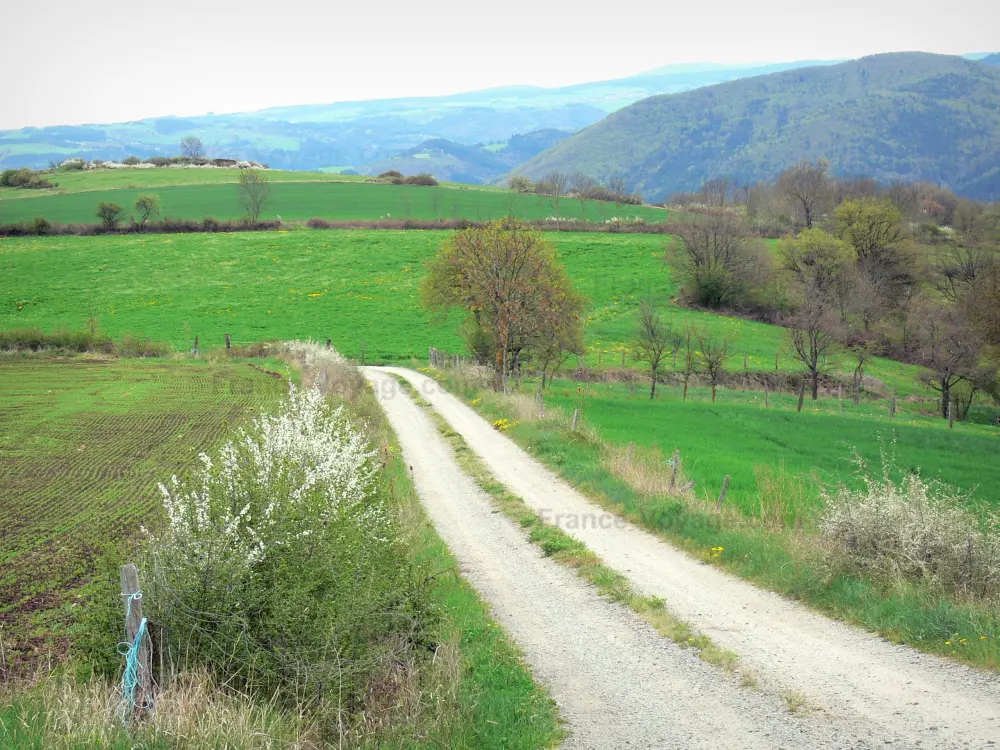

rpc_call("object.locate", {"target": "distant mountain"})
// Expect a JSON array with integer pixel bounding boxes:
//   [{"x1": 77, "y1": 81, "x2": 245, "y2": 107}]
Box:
[
  {"x1": 0, "y1": 60, "x2": 841, "y2": 177},
  {"x1": 981, "y1": 53, "x2": 1000, "y2": 66},
  {"x1": 516, "y1": 53, "x2": 1000, "y2": 201},
  {"x1": 362, "y1": 130, "x2": 571, "y2": 184}
]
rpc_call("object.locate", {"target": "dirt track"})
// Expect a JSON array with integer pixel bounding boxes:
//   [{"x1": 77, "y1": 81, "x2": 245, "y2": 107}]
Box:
[
  {"x1": 378, "y1": 366, "x2": 1000, "y2": 749},
  {"x1": 364, "y1": 368, "x2": 872, "y2": 749}
]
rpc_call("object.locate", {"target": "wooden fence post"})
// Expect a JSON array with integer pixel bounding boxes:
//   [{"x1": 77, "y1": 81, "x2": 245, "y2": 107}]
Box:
[
  {"x1": 361, "y1": 339, "x2": 366, "y2": 366},
  {"x1": 192, "y1": 335, "x2": 198, "y2": 356},
  {"x1": 120, "y1": 563, "x2": 153, "y2": 717},
  {"x1": 571, "y1": 408, "x2": 580, "y2": 432},
  {"x1": 325, "y1": 338, "x2": 331, "y2": 349},
  {"x1": 889, "y1": 396, "x2": 897, "y2": 421},
  {"x1": 224, "y1": 333, "x2": 231, "y2": 350},
  {"x1": 669, "y1": 449, "x2": 680, "y2": 492},
  {"x1": 775, "y1": 352, "x2": 779, "y2": 372},
  {"x1": 743, "y1": 353, "x2": 748, "y2": 370},
  {"x1": 796, "y1": 380, "x2": 805, "y2": 413},
  {"x1": 716, "y1": 475, "x2": 730, "y2": 510},
  {"x1": 621, "y1": 347, "x2": 626, "y2": 367},
  {"x1": 838, "y1": 384, "x2": 843, "y2": 415},
  {"x1": 949, "y1": 400, "x2": 955, "y2": 429}
]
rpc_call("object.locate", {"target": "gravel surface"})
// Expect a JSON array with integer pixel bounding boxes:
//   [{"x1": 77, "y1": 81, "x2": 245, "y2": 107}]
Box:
[
  {"x1": 365, "y1": 368, "x2": 876, "y2": 749},
  {"x1": 381, "y1": 366, "x2": 1000, "y2": 749}
]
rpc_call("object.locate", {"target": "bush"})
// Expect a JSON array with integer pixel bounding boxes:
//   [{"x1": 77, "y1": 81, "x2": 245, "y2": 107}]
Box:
[
  {"x1": 118, "y1": 332, "x2": 170, "y2": 357},
  {"x1": 0, "y1": 328, "x2": 115, "y2": 353},
  {"x1": 0, "y1": 168, "x2": 56, "y2": 189},
  {"x1": 403, "y1": 173, "x2": 438, "y2": 186},
  {"x1": 378, "y1": 169, "x2": 403, "y2": 179},
  {"x1": 96, "y1": 202, "x2": 123, "y2": 230},
  {"x1": 123, "y1": 155, "x2": 141, "y2": 165},
  {"x1": 820, "y1": 449, "x2": 1000, "y2": 601},
  {"x1": 137, "y1": 384, "x2": 432, "y2": 706},
  {"x1": 202, "y1": 216, "x2": 221, "y2": 232},
  {"x1": 31, "y1": 216, "x2": 52, "y2": 235}
]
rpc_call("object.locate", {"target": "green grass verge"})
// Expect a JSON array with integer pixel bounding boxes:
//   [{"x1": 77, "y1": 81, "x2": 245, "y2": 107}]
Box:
[{"x1": 433, "y1": 368, "x2": 1000, "y2": 672}]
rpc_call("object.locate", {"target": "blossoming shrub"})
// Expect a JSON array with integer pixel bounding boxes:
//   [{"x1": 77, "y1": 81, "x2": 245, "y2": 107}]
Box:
[
  {"x1": 143, "y1": 384, "x2": 434, "y2": 707},
  {"x1": 820, "y1": 452, "x2": 1000, "y2": 601}
]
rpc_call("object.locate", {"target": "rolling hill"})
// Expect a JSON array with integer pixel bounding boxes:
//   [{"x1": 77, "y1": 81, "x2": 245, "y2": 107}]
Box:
[
  {"x1": 516, "y1": 53, "x2": 1000, "y2": 202},
  {"x1": 0, "y1": 61, "x2": 840, "y2": 177}
]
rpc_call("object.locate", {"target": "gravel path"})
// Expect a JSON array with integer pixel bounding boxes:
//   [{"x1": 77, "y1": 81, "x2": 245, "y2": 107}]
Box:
[
  {"x1": 364, "y1": 368, "x2": 867, "y2": 749},
  {"x1": 381, "y1": 366, "x2": 1000, "y2": 749}
]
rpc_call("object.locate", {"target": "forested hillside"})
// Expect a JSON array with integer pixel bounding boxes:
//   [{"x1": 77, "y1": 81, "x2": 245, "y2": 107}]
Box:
[{"x1": 517, "y1": 53, "x2": 1000, "y2": 201}]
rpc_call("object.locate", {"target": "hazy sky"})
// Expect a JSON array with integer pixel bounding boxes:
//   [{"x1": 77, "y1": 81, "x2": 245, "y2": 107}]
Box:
[{"x1": 2, "y1": 0, "x2": 998, "y2": 129}]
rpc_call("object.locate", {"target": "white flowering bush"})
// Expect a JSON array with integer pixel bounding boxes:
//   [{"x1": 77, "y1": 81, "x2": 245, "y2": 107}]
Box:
[
  {"x1": 820, "y1": 449, "x2": 1000, "y2": 600},
  {"x1": 142, "y1": 382, "x2": 432, "y2": 705}
]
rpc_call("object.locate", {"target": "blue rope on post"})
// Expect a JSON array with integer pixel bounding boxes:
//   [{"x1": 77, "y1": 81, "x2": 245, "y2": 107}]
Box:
[{"x1": 117, "y1": 591, "x2": 148, "y2": 725}]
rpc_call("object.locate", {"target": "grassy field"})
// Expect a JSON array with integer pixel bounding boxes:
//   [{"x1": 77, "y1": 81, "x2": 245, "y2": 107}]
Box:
[
  {"x1": 0, "y1": 356, "x2": 288, "y2": 669},
  {"x1": 1, "y1": 229, "x2": 929, "y2": 393},
  {"x1": 0, "y1": 170, "x2": 667, "y2": 224},
  {"x1": 437, "y1": 369, "x2": 1000, "y2": 671},
  {"x1": 542, "y1": 377, "x2": 1000, "y2": 513}
]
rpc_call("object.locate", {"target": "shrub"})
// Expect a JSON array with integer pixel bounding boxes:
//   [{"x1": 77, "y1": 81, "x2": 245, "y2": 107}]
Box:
[
  {"x1": 508, "y1": 175, "x2": 533, "y2": 193},
  {"x1": 0, "y1": 328, "x2": 115, "y2": 353},
  {"x1": 96, "y1": 202, "x2": 123, "y2": 230},
  {"x1": 123, "y1": 155, "x2": 141, "y2": 165},
  {"x1": 138, "y1": 384, "x2": 432, "y2": 706},
  {"x1": 403, "y1": 173, "x2": 438, "y2": 186},
  {"x1": 820, "y1": 449, "x2": 1000, "y2": 601},
  {"x1": 31, "y1": 216, "x2": 52, "y2": 235},
  {"x1": 1, "y1": 168, "x2": 56, "y2": 189},
  {"x1": 118, "y1": 332, "x2": 170, "y2": 357},
  {"x1": 201, "y1": 216, "x2": 221, "y2": 232},
  {"x1": 378, "y1": 169, "x2": 403, "y2": 178}
]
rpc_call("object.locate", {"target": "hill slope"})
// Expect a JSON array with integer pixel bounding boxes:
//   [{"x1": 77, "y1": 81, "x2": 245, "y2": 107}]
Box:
[
  {"x1": 517, "y1": 53, "x2": 1000, "y2": 201},
  {"x1": 0, "y1": 61, "x2": 839, "y2": 175}
]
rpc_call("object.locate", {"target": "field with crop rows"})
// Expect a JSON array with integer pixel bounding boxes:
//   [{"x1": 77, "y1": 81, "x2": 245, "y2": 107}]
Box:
[
  {"x1": 0, "y1": 357, "x2": 286, "y2": 672},
  {"x1": 0, "y1": 174, "x2": 668, "y2": 224}
]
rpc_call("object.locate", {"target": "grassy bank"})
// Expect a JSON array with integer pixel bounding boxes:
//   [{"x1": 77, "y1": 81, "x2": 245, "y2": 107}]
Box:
[{"x1": 432, "y1": 367, "x2": 1000, "y2": 672}]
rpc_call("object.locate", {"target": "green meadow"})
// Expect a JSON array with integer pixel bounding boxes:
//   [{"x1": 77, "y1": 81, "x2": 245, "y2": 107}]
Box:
[
  {"x1": 2, "y1": 229, "x2": 927, "y2": 391},
  {"x1": 540, "y1": 377, "x2": 1000, "y2": 513},
  {"x1": 0, "y1": 170, "x2": 667, "y2": 224}
]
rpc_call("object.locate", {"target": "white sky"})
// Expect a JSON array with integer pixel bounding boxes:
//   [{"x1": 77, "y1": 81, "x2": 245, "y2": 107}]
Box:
[{"x1": 2, "y1": 0, "x2": 998, "y2": 129}]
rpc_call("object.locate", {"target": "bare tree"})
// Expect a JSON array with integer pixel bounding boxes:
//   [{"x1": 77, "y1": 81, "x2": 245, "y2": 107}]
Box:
[
  {"x1": 237, "y1": 168, "x2": 270, "y2": 224},
  {"x1": 700, "y1": 177, "x2": 733, "y2": 208},
  {"x1": 776, "y1": 158, "x2": 830, "y2": 228},
  {"x1": 180, "y1": 136, "x2": 205, "y2": 160},
  {"x1": 933, "y1": 246, "x2": 992, "y2": 302},
  {"x1": 915, "y1": 301, "x2": 982, "y2": 418},
  {"x1": 681, "y1": 324, "x2": 699, "y2": 401},
  {"x1": 542, "y1": 172, "x2": 569, "y2": 224},
  {"x1": 632, "y1": 301, "x2": 682, "y2": 400},
  {"x1": 788, "y1": 301, "x2": 837, "y2": 400},
  {"x1": 607, "y1": 175, "x2": 629, "y2": 215},
  {"x1": 696, "y1": 333, "x2": 731, "y2": 403}
]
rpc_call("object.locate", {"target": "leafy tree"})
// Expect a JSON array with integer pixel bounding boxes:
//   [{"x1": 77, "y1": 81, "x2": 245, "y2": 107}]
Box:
[
  {"x1": 423, "y1": 218, "x2": 583, "y2": 391},
  {"x1": 237, "y1": 169, "x2": 270, "y2": 224},
  {"x1": 96, "y1": 202, "x2": 123, "y2": 230},
  {"x1": 134, "y1": 193, "x2": 160, "y2": 231},
  {"x1": 914, "y1": 300, "x2": 982, "y2": 418},
  {"x1": 632, "y1": 301, "x2": 682, "y2": 399},
  {"x1": 508, "y1": 175, "x2": 533, "y2": 193},
  {"x1": 180, "y1": 136, "x2": 205, "y2": 159},
  {"x1": 776, "y1": 158, "x2": 830, "y2": 228}
]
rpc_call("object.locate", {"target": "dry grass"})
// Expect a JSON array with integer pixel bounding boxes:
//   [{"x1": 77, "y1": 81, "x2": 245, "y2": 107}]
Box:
[
  {"x1": 602, "y1": 442, "x2": 696, "y2": 500},
  {"x1": 2, "y1": 670, "x2": 321, "y2": 749},
  {"x1": 753, "y1": 463, "x2": 818, "y2": 530}
]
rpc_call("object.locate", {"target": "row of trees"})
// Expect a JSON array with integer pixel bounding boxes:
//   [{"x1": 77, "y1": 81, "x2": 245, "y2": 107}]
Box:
[
  {"x1": 666, "y1": 164, "x2": 1000, "y2": 418},
  {"x1": 91, "y1": 168, "x2": 271, "y2": 230}
]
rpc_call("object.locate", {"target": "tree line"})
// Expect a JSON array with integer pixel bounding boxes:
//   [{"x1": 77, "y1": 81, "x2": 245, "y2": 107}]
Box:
[{"x1": 662, "y1": 160, "x2": 1000, "y2": 418}]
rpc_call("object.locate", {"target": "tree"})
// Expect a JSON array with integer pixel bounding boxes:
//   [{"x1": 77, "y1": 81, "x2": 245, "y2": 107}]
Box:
[
  {"x1": 237, "y1": 168, "x2": 270, "y2": 224},
  {"x1": 668, "y1": 213, "x2": 769, "y2": 309},
  {"x1": 787, "y1": 302, "x2": 837, "y2": 400},
  {"x1": 680, "y1": 324, "x2": 699, "y2": 401},
  {"x1": 541, "y1": 172, "x2": 568, "y2": 224},
  {"x1": 508, "y1": 175, "x2": 532, "y2": 193},
  {"x1": 776, "y1": 158, "x2": 830, "y2": 228},
  {"x1": 632, "y1": 301, "x2": 681, "y2": 400},
  {"x1": 696, "y1": 333, "x2": 731, "y2": 403},
  {"x1": 96, "y1": 202, "x2": 123, "y2": 230},
  {"x1": 134, "y1": 193, "x2": 160, "y2": 231},
  {"x1": 915, "y1": 301, "x2": 982, "y2": 418},
  {"x1": 835, "y1": 197, "x2": 913, "y2": 329},
  {"x1": 180, "y1": 136, "x2": 204, "y2": 160},
  {"x1": 422, "y1": 218, "x2": 583, "y2": 391}
]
